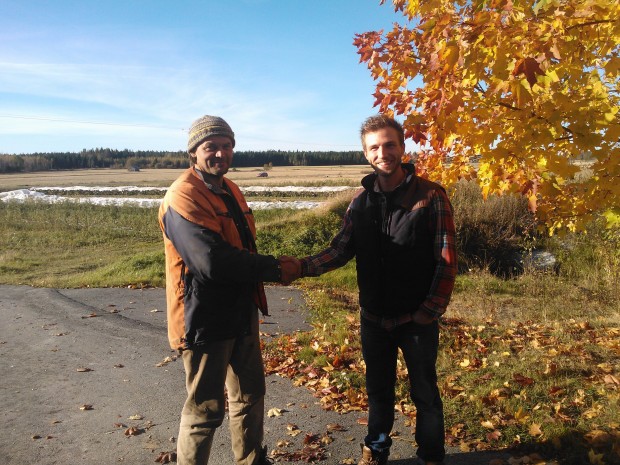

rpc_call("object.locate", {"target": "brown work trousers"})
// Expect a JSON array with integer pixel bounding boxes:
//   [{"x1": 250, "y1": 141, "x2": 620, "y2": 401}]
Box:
[{"x1": 177, "y1": 312, "x2": 266, "y2": 465}]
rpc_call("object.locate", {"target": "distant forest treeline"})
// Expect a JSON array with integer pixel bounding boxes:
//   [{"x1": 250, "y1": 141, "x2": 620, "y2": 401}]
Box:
[{"x1": 0, "y1": 149, "x2": 366, "y2": 173}]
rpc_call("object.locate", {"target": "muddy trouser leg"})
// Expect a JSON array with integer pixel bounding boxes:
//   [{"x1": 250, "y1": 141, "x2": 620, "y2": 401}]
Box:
[{"x1": 227, "y1": 311, "x2": 267, "y2": 465}]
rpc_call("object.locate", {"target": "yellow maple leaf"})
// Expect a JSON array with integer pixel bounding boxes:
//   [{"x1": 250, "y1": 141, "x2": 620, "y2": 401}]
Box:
[
  {"x1": 588, "y1": 448, "x2": 605, "y2": 465},
  {"x1": 481, "y1": 420, "x2": 495, "y2": 429},
  {"x1": 529, "y1": 423, "x2": 543, "y2": 436}
]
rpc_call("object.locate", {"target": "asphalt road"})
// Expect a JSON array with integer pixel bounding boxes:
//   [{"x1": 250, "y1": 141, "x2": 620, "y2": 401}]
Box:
[{"x1": 0, "y1": 285, "x2": 511, "y2": 465}]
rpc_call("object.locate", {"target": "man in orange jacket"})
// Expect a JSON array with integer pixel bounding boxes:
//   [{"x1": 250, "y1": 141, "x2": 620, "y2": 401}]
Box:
[{"x1": 159, "y1": 115, "x2": 298, "y2": 465}]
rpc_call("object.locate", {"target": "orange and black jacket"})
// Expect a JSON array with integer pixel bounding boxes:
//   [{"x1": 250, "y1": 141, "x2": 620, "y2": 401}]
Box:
[{"x1": 158, "y1": 167, "x2": 280, "y2": 350}]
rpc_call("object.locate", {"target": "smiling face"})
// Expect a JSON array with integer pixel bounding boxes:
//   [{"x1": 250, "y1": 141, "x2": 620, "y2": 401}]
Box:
[
  {"x1": 191, "y1": 136, "x2": 234, "y2": 179},
  {"x1": 362, "y1": 127, "x2": 405, "y2": 189}
]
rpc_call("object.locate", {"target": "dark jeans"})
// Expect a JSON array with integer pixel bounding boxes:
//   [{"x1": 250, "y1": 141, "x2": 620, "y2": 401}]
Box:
[{"x1": 361, "y1": 317, "x2": 445, "y2": 463}]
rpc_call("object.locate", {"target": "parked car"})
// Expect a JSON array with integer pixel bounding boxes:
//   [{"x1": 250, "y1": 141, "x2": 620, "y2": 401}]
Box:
[{"x1": 256, "y1": 172, "x2": 269, "y2": 177}]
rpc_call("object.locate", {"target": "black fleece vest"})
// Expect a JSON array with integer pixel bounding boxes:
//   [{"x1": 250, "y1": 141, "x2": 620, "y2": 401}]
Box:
[{"x1": 350, "y1": 174, "x2": 439, "y2": 317}]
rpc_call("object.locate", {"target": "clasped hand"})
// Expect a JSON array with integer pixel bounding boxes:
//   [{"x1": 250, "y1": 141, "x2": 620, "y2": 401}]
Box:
[{"x1": 279, "y1": 256, "x2": 301, "y2": 285}]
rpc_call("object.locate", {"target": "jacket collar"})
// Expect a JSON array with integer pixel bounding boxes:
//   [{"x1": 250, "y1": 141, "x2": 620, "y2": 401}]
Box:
[
  {"x1": 361, "y1": 163, "x2": 416, "y2": 194},
  {"x1": 193, "y1": 167, "x2": 228, "y2": 195}
]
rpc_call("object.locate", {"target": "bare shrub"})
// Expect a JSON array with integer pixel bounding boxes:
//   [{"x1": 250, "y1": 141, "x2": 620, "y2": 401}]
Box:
[{"x1": 450, "y1": 180, "x2": 536, "y2": 276}]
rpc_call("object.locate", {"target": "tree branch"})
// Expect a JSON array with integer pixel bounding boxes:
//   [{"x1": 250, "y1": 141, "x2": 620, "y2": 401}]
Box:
[
  {"x1": 498, "y1": 102, "x2": 523, "y2": 111},
  {"x1": 566, "y1": 19, "x2": 616, "y2": 31}
]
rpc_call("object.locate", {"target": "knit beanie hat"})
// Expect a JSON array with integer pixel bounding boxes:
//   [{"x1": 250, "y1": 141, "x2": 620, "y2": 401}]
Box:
[{"x1": 187, "y1": 115, "x2": 236, "y2": 153}]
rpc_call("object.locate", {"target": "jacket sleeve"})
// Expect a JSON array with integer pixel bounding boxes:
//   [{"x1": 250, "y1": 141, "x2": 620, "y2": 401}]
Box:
[
  {"x1": 161, "y1": 205, "x2": 281, "y2": 284},
  {"x1": 419, "y1": 188, "x2": 458, "y2": 318},
  {"x1": 299, "y1": 204, "x2": 356, "y2": 277}
]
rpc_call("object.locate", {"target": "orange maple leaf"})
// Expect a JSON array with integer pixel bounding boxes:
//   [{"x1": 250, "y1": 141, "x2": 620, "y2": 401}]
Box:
[{"x1": 511, "y1": 57, "x2": 545, "y2": 87}]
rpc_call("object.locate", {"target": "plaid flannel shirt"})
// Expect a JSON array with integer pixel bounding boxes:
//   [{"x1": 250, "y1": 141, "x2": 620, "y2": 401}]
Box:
[{"x1": 301, "y1": 176, "x2": 457, "y2": 326}]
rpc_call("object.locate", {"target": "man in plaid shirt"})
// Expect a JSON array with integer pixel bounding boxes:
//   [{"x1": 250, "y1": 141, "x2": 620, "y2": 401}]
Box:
[{"x1": 299, "y1": 115, "x2": 457, "y2": 465}]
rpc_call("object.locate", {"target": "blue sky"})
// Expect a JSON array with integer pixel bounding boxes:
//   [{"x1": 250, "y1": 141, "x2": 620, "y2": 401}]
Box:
[{"x1": 0, "y1": 1, "x2": 404, "y2": 154}]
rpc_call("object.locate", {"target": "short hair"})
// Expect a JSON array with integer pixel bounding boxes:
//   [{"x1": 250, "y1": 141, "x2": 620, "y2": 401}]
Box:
[{"x1": 360, "y1": 115, "x2": 405, "y2": 150}]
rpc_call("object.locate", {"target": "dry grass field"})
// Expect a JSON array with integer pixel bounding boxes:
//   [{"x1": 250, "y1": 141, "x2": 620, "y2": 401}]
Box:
[{"x1": 0, "y1": 165, "x2": 372, "y2": 191}]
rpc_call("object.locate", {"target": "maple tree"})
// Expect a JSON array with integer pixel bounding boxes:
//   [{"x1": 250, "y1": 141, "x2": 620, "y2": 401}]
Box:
[{"x1": 354, "y1": 0, "x2": 620, "y2": 233}]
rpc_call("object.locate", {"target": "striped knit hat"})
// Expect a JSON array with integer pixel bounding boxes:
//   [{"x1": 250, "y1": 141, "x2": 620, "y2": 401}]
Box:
[{"x1": 187, "y1": 115, "x2": 236, "y2": 153}]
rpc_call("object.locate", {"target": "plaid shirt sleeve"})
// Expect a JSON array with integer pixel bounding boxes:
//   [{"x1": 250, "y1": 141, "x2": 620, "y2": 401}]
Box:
[
  {"x1": 300, "y1": 206, "x2": 356, "y2": 277},
  {"x1": 420, "y1": 188, "x2": 458, "y2": 318}
]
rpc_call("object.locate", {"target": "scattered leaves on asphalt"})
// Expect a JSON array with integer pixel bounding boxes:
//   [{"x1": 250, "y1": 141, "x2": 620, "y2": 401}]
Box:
[{"x1": 270, "y1": 432, "x2": 328, "y2": 462}]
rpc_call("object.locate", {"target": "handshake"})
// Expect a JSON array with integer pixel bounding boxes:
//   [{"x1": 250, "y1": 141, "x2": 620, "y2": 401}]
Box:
[{"x1": 278, "y1": 256, "x2": 302, "y2": 285}]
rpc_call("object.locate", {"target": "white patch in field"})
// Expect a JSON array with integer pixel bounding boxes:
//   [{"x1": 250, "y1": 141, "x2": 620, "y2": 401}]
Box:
[{"x1": 0, "y1": 188, "x2": 325, "y2": 210}]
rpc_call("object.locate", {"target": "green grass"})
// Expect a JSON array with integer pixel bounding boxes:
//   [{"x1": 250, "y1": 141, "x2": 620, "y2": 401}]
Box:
[{"x1": 0, "y1": 202, "x2": 163, "y2": 287}]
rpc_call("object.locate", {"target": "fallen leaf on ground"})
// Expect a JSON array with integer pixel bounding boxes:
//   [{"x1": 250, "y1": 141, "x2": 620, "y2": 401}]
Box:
[
  {"x1": 287, "y1": 423, "x2": 302, "y2": 436},
  {"x1": 76, "y1": 367, "x2": 93, "y2": 372},
  {"x1": 267, "y1": 407, "x2": 285, "y2": 417},
  {"x1": 513, "y1": 373, "x2": 534, "y2": 386},
  {"x1": 155, "y1": 356, "x2": 177, "y2": 367},
  {"x1": 481, "y1": 420, "x2": 495, "y2": 429},
  {"x1": 327, "y1": 423, "x2": 347, "y2": 432},
  {"x1": 79, "y1": 404, "x2": 93, "y2": 411},
  {"x1": 155, "y1": 451, "x2": 177, "y2": 463},
  {"x1": 124, "y1": 426, "x2": 143, "y2": 436},
  {"x1": 486, "y1": 430, "x2": 502, "y2": 442},
  {"x1": 529, "y1": 423, "x2": 543, "y2": 436},
  {"x1": 588, "y1": 449, "x2": 605, "y2": 465}
]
